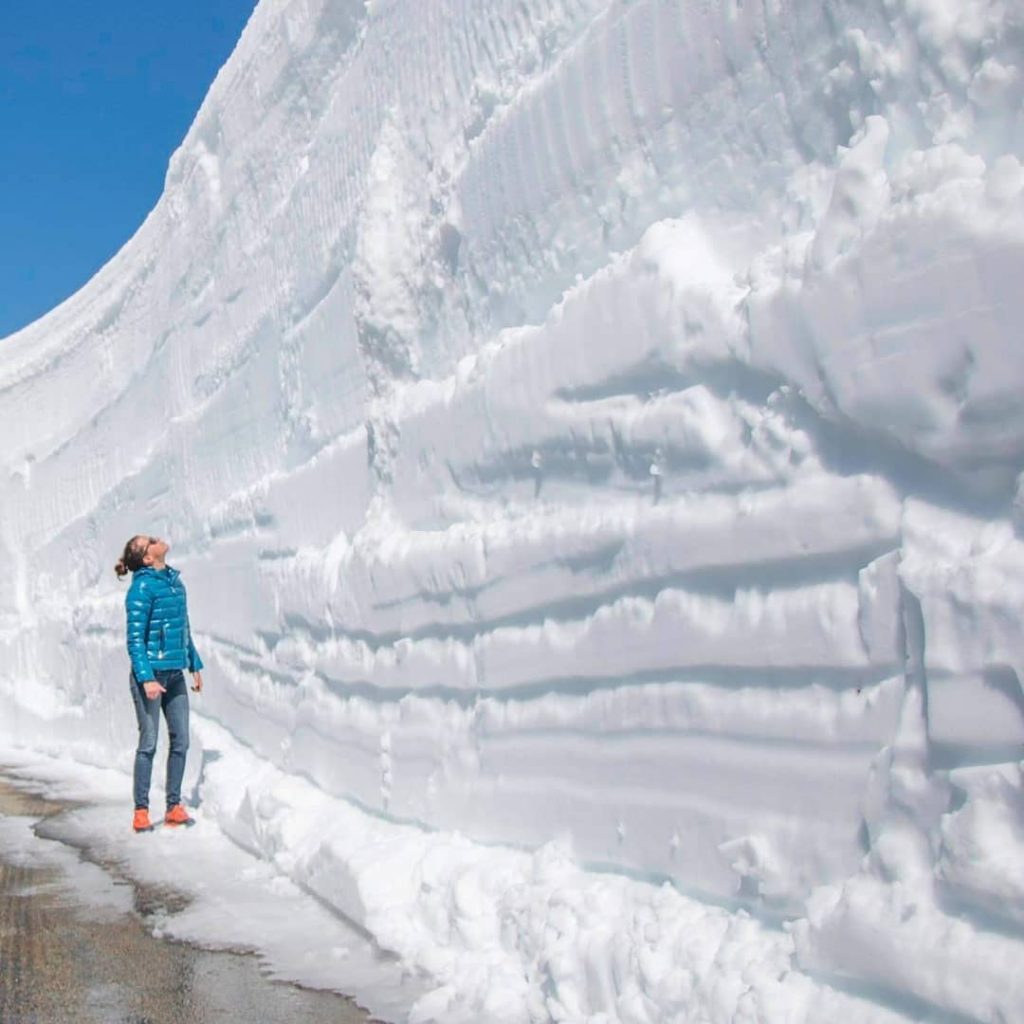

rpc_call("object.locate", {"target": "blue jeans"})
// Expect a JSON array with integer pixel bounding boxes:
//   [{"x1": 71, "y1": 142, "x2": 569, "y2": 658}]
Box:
[{"x1": 130, "y1": 669, "x2": 189, "y2": 811}]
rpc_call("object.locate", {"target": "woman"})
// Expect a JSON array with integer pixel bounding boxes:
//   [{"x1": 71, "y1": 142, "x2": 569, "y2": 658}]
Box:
[{"x1": 114, "y1": 535, "x2": 204, "y2": 833}]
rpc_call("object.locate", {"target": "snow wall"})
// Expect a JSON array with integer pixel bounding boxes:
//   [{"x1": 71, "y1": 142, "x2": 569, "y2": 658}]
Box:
[{"x1": 2, "y1": 0, "x2": 1023, "y2": 1020}]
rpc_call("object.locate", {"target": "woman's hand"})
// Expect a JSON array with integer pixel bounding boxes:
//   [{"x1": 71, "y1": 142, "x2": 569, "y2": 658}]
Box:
[
  {"x1": 191, "y1": 671, "x2": 203, "y2": 693},
  {"x1": 143, "y1": 680, "x2": 166, "y2": 700}
]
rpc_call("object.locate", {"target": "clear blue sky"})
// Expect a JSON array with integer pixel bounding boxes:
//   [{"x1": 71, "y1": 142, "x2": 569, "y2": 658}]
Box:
[{"x1": 0, "y1": 2, "x2": 258, "y2": 339}]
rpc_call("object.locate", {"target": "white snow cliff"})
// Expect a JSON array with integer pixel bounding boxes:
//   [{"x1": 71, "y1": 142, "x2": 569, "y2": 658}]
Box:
[{"x1": 2, "y1": 0, "x2": 1023, "y2": 1021}]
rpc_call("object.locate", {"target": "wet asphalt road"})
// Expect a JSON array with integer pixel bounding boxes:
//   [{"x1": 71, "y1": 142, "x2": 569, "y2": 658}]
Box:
[{"x1": 0, "y1": 780, "x2": 372, "y2": 1024}]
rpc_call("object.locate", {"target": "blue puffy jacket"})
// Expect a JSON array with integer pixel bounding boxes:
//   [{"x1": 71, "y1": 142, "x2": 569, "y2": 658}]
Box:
[{"x1": 125, "y1": 566, "x2": 204, "y2": 682}]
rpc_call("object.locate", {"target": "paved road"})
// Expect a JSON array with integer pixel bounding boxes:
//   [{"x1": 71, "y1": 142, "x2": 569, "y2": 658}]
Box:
[{"x1": 0, "y1": 780, "x2": 372, "y2": 1024}]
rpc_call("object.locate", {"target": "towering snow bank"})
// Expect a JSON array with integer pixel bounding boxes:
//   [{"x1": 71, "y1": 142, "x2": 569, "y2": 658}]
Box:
[{"x1": 2, "y1": 0, "x2": 1023, "y2": 1020}]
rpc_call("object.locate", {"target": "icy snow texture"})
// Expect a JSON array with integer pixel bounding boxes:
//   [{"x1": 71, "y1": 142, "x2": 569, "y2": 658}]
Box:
[{"x1": 2, "y1": 0, "x2": 1024, "y2": 1020}]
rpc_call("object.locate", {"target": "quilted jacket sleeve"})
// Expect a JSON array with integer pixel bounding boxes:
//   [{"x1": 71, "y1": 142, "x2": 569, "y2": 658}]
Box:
[
  {"x1": 183, "y1": 579, "x2": 203, "y2": 673},
  {"x1": 187, "y1": 627, "x2": 204, "y2": 673},
  {"x1": 125, "y1": 578, "x2": 155, "y2": 681}
]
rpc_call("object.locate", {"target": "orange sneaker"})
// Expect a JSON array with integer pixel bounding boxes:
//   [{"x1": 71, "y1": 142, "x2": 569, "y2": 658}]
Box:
[
  {"x1": 164, "y1": 804, "x2": 194, "y2": 827},
  {"x1": 132, "y1": 809, "x2": 154, "y2": 833}
]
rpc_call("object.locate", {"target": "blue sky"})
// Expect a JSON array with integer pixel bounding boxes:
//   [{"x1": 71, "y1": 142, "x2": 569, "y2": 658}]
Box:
[{"x1": 0, "y1": 2, "x2": 258, "y2": 339}]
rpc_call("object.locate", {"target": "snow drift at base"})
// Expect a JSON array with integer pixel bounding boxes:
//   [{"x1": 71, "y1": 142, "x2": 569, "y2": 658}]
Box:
[{"x1": 1, "y1": 0, "x2": 1023, "y2": 1020}]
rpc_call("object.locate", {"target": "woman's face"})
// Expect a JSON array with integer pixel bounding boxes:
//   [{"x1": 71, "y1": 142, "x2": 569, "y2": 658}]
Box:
[{"x1": 135, "y1": 535, "x2": 169, "y2": 565}]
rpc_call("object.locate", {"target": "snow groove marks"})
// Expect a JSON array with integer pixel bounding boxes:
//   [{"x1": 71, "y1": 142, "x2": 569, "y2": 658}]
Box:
[
  {"x1": 0, "y1": 270, "x2": 152, "y2": 474},
  {"x1": 453, "y1": 0, "x2": 846, "y2": 338},
  {"x1": 279, "y1": 271, "x2": 367, "y2": 467},
  {"x1": 336, "y1": 0, "x2": 612, "y2": 381}
]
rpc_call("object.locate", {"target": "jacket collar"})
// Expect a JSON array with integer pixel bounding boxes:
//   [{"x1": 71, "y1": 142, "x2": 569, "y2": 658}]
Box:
[{"x1": 134, "y1": 565, "x2": 179, "y2": 581}]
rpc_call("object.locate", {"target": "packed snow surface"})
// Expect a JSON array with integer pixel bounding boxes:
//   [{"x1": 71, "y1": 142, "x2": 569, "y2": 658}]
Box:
[{"x1": 2, "y1": 0, "x2": 1023, "y2": 1020}]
